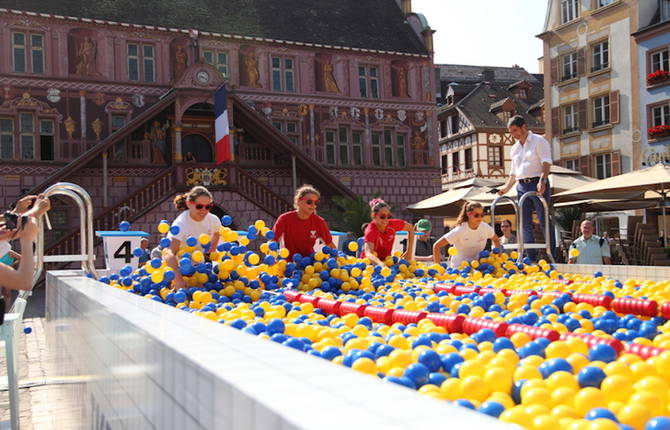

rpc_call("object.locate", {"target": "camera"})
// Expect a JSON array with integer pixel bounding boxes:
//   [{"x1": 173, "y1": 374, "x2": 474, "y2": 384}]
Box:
[{"x1": 1, "y1": 211, "x2": 25, "y2": 231}]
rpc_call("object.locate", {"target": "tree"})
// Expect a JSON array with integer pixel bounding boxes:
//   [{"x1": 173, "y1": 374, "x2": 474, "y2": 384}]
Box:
[
  {"x1": 322, "y1": 193, "x2": 381, "y2": 235},
  {"x1": 554, "y1": 207, "x2": 582, "y2": 233}
]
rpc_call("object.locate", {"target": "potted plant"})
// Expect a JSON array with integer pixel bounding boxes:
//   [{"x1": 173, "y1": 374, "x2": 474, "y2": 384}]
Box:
[
  {"x1": 647, "y1": 70, "x2": 670, "y2": 86},
  {"x1": 649, "y1": 125, "x2": 670, "y2": 139}
]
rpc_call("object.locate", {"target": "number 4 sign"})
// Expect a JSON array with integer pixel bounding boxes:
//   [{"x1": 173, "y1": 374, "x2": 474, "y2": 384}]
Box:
[{"x1": 96, "y1": 231, "x2": 150, "y2": 273}]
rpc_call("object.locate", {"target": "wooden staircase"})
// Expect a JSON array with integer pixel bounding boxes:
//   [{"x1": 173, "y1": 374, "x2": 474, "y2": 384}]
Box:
[
  {"x1": 24, "y1": 90, "x2": 177, "y2": 196},
  {"x1": 43, "y1": 163, "x2": 292, "y2": 260},
  {"x1": 232, "y1": 95, "x2": 356, "y2": 200}
]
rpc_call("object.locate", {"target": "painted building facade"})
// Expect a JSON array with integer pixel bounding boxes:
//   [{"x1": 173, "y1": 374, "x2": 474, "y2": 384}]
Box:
[
  {"x1": 538, "y1": 0, "x2": 634, "y2": 179},
  {"x1": 0, "y1": 0, "x2": 440, "y2": 256}
]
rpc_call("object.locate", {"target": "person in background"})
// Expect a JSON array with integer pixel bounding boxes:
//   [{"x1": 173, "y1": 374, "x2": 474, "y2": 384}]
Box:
[
  {"x1": 414, "y1": 219, "x2": 434, "y2": 257},
  {"x1": 272, "y1": 185, "x2": 335, "y2": 260},
  {"x1": 430, "y1": 201, "x2": 501, "y2": 268},
  {"x1": 164, "y1": 186, "x2": 221, "y2": 290},
  {"x1": 137, "y1": 237, "x2": 151, "y2": 266},
  {"x1": 497, "y1": 115, "x2": 556, "y2": 261},
  {"x1": 362, "y1": 199, "x2": 415, "y2": 267},
  {"x1": 569, "y1": 219, "x2": 611, "y2": 265},
  {"x1": 499, "y1": 219, "x2": 517, "y2": 246}
]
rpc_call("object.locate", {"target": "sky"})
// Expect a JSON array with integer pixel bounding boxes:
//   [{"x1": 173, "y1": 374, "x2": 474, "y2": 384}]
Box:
[{"x1": 412, "y1": 0, "x2": 548, "y2": 73}]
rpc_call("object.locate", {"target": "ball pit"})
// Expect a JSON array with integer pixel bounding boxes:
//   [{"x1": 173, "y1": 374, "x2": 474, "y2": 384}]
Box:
[{"x1": 99, "y1": 217, "x2": 670, "y2": 430}]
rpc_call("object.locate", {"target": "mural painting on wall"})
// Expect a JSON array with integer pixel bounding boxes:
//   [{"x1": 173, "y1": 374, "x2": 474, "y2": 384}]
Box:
[
  {"x1": 68, "y1": 29, "x2": 98, "y2": 76},
  {"x1": 185, "y1": 167, "x2": 227, "y2": 187},
  {"x1": 239, "y1": 46, "x2": 261, "y2": 88},
  {"x1": 392, "y1": 61, "x2": 409, "y2": 98},
  {"x1": 91, "y1": 118, "x2": 103, "y2": 140},
  {"x1": 149, "y1": 120, "x2": 169, "y2": 165},
  {"x1": 174, "y1": 45, "x2": 188, "y2": 81},
  {"x1": 411, "y1": 111, "x2": 428, "y2": 165},
  {"x1": 315, "y1": 53, "x2": 340, "y2": 93}
]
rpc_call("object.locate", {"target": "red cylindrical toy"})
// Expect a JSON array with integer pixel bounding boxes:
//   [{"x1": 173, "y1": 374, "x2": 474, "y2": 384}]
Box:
[
  {"x1": 452, "y1": 285, "x2": 480, "y2": 296},
  {"x1": 283, "y1": 290, "x2": 302, "y2": 302},
  {"x1": 559, "y1": 333, "x2": 624, "y2": 354},
  {"x1": 363, "y1": 306, "x2": 395, "y2": 324},
  {"x1": 505, "y1": 289, "x2": 539, "y2": 297},
  {"x1": 462, "y1": 317, "x2": 509, "y2": 337},
  {"x1": 572, "y1": 294, "x2": 613, "y2": 309},
  {"x1": 392, "y1": 310, "x2": 428, "y2": 325},
  {"x1": 662, "y1": 302, "x2": 670, "y2": 319},
  {"x1": 505, "y1": 324, "x2": 560, "y2": 342},
  {"x1": 541, "y1": 291, "x2": 570, "y2": 299},
  {"x1": 433, "y1": 283, "x2": 454, "y2": 294},
  {"x1": 611, "y1": 298, "x2": 658, "y2": 317},
  {"x1": 316, "y1": 298, "x2": 341, "y2": 314},
  {"x1": 623, "y1": 343, "x2": 667, "y2": 359},
  {"x1": 336, "y1": 302, "x2": 367, "y2": 317},
  {"x1": 298, "y1": 294, "x2": 321, "y2": 306},
  {"x1": 427, "y1": 313, "x2": 465, "y2": 333}
]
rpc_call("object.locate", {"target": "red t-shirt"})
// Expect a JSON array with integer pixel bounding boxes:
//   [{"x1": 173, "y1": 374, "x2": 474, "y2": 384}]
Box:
[
  {"x1": 273, "y1": 211, "x2": 332, "y2": 259},
  {"x1": 362, "y1": 219, "x2": 406, "y2": 260}
]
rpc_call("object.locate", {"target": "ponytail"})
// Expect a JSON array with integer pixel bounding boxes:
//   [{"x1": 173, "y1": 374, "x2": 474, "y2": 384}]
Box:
[
  {"x1": 455, "y1": 201, "x2": 483, "y2": 226},
  {"x1": 369, "y1": 198, "x2": 390, "y2": 214},
  {"x1": 174, "y1": 193, "x2": 188, "y2": 211}
]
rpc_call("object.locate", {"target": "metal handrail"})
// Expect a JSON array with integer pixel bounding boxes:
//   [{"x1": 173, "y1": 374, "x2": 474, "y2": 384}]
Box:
[
  {"x1": 517, "y1": 191, "x2": 555, "y2": 264},
  {"x1": 34, "y1": 183, "x2": 98, "y2": 283}
]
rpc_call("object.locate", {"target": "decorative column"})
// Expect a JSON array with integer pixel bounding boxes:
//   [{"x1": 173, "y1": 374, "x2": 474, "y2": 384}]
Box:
[
  {"x1": 309, "y1": 104, "x2": 315, "y2": 159},
  {"x1": 102, "y1": 151, "x2": 108, "y2": 207},
  {"x1": 363, "y1": 107, "x2": 371, "y2": 167},
  {"x1": 174, "y1": 125, "x2": 182, "y2": 162},
  {"x1": 79, "y1": 90, "x2": 87, "y2": 144}
]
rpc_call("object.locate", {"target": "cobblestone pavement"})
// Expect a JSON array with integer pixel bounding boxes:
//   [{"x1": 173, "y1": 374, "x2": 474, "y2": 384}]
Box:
[{"x1": 0, "y1": 317, "x2": 81, "y2": 429}]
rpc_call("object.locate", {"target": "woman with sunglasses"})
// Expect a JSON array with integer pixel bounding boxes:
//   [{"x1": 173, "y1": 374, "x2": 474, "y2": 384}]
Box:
[
  {"x1": 362, "y1": 198, "x2": 415, "y2": 266},
  {"x1": 165, "y1": 186, "x2": 221, "y2": 290},
  {"x1": 273, "y1": 185, "x2": 334, "y2": 261},
  {"x1": 431, "y1": 201, "x2": 500, "y2": 267}
]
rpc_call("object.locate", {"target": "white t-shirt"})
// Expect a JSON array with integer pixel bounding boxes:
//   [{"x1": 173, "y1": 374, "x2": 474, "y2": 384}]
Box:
[
  {"x1": 0, "y1": 240, "x2": 10, "y2": 257},
  {"x1": 510, "y1": 131, "x2": 552, "y2": 179},
  {"x1": 442, "y1": 222, "x2": 494, "y2": 268},
  {"x1": 167, "y1": 211, "x2": 222, "y2": 250}
]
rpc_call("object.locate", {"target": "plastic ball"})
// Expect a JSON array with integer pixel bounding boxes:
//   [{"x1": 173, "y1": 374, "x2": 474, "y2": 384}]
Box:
[
  {"x1": 160, "y1": 237, "x2": 171, "y2": 248},
  {"x1": 185, "y1": 236, "x2": 198, "y2": 247},
  {"x1": 646, "y1": 417, "x2": 670, "y2": 430},
  {"x1": 221, "y1": 215, "x2": 233, "y2": 226},
  {"x1": 588, "y1": 344, "x2": 617, "y2": 363},
  {"x1": 133, "y1": 247, "x2": 144, "y2": 257},
  {"x1": 119, "y1": 221, "x2": 130, "y2": 232},
  {"x1": 348, "y1": 241, "x2": 359, "y2": 252},
  {"x1": 198, "y1": 234, "x2": 211, "y2": 245},
  {"x1": 169, "y1": 225, "x2": 180, "y2": 235},
  {"x1": 578, "y1": 366, "x2": 607, "y2": 388},
  {"x1": 448, "y1": 247, "x2": 458, "y2": 256},
  {"x1": 158, "y1": 222, "x2": 169, "y2": 234}
]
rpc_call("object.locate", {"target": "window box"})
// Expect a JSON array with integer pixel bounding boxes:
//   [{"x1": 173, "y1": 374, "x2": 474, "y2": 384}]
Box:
[
  {"x1": 647, "y1": 70, "x2": 670, "y2": 86},
  {"x1": 649, "y1": 125, "x2": 670, "y2": 139}
]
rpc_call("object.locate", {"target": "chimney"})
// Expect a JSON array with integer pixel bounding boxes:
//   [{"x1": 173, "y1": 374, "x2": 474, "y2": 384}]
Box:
[
  {"x1": 402, "y1": 0, "x2": 412, "y2": 15},
  {"x1": 482, "y1": 69, "x2": 495, "y2": 83}
]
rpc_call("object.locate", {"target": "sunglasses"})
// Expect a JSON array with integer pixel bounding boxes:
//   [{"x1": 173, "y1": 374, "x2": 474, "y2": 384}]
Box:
[
  {"x1": 471, "y1": 213, "x2": 484, "y2": 218},
  {"x1": 377, "y1": 214, "x2": 392, "y2": 220},
  {"x1": 194, "y1": 203, "x2": 214, "y2": 210},
  {"x1": 300, "y1": 198, "x2": 319, "y2": 206}
]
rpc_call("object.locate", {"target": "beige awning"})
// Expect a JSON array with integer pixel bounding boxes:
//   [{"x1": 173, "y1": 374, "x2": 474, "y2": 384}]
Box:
[{"x1": 407, "y1": 187, "x2": 491, "y2": 216}]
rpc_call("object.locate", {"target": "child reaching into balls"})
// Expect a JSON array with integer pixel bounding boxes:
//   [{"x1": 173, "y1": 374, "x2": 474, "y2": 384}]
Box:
[
  {"x1": 164, "y1": 186, "x2": 221, "y2": 290},
  {"x1": 430, "y1": 201, "x2": 500, "y2": 268},
  {"x1": 361, "y1": 198, "x2": 415, "y2": 266}
]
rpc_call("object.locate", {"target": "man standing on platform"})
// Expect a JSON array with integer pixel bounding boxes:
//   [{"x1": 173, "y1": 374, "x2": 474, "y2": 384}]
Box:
[{"x1": 498, "y1": 115, "x2": 556, "y2": 261}]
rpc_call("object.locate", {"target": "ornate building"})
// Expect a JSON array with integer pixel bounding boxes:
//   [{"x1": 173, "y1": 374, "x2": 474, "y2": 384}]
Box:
[
  {"x1": 0, "y1": 0, "x2": 440, "y2": 255},
  {"x1": 436, "y1": 65, "x2": 545, "y2": 189}
]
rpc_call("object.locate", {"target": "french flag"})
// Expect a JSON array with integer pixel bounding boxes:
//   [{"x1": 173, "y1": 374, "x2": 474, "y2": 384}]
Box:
[{"x1": 214, "y1": 86, "x2": 232, "y2": 164}]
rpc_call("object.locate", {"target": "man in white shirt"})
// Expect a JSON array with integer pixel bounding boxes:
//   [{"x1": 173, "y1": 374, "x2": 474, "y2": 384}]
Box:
[{"x1": 498, "y1": 115, "x2": 556, "y2": 261}]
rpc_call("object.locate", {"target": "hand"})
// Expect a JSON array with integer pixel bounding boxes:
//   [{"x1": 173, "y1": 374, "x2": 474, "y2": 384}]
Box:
[
  {"x1": 537, "y1": 180, "x2": 546, "y2": 196},
  {"x1": 172, "y1": 277, "x2": 187, "y2": 292},
  {"x1": 497, "y1": 187, "x2": 509, "y2": 196},
  {"x1": 15, "y1": 195, "x2": 37, "y2": 213}
]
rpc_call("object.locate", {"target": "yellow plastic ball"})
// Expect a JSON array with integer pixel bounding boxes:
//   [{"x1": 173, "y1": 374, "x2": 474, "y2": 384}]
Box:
[
  {"x1": 348, "y1": 241, "x2": 359, "y2": 252},
  {"x1": 248, "y1": 253, "x2": 260, "y2": 265},
  {"x1": 158, "y1": 222, "x2": 169, "y2": 234},
  {"x1": 198, "y1": 233, "x2": 211, "y2": 245},
  {"x1": 448, "y1": 247, "x2": 458, "y2": 256}
]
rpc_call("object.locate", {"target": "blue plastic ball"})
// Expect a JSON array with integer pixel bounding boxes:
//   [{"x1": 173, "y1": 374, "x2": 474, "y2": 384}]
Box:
[
  {"x1": 404, "y1": 363, "x2": 430, "y2": 387},
  {"x1": 417, "y1": 349, "x2": 442, "y2": 373},
  {"x1": 586, "y1": 408, "x2": 618, "y2": 422},
  {"x1": 588, "y1": 344, "x2": 617, "y2": 363},
  {"x1": 169, "y1": 225, "x2": 180, "y2": 235},
  {"x1": 646, "y1": 417, "x2": 670, "y2": 430},
  {"x1": 479, "y1": 401, "x2": 505, "y2": 418},
  {"x1": 185, "y1": 236, "x2": 198, "y2": 247},
  {"x1": 578, "y1": 366, "x2": 607, "y2": 388},
  {"x1": 221, "y1": 215, "x2": 233, "y2": 226},
  {"x1": 119, "y1": 221, "x2": 130, "y2": 232},
  {"x1": 160, "y1": 237, "x2": 171, "y2": 248},
  {"x1": 133, "y1": 247, "x2": 143, "y2": 257}
]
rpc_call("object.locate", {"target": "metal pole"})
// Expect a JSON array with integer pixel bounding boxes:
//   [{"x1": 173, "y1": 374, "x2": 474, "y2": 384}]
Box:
[
  {"x1": 291, "y1": 155, "x2": 297, "y2": 191},
  {"x1": 102, "y1": 151, "x2": 108, "y2": 207},
  {"x1": 490, "y1": 195, "x2": 520, "y2": 254},
  {"x1": 518, "y1": 191, "x2": 555, "y2": 264},
  {"x1": 663, "y1": 191, "x2": 668, "y2": 249}
]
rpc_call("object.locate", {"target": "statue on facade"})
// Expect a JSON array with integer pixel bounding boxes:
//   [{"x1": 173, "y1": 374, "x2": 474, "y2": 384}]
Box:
[
  {"x1": 174, "y1": 45, "x2": 187, "y2": 81},
  {"x1": 323, "y1": 62, "x2": 340, "y2": 93},
  {"x1": 398, "y1": 67, "x2": 408, "y2": 98},
  {"x1": 244, "y1": 53, "x2": 260, "y2": 88},
  {"x1": 75, "y1": 37, "x2": 96, "y2": 75},
  {"x1": 149, "y1": 120, "x2": 169, "y2": 164},
  {"x1": 91, "y1": 118, "x2": 103, "y2": 140},
  {"x1": 412, "y1": 130, "x2": 427, "y2": 165}
]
